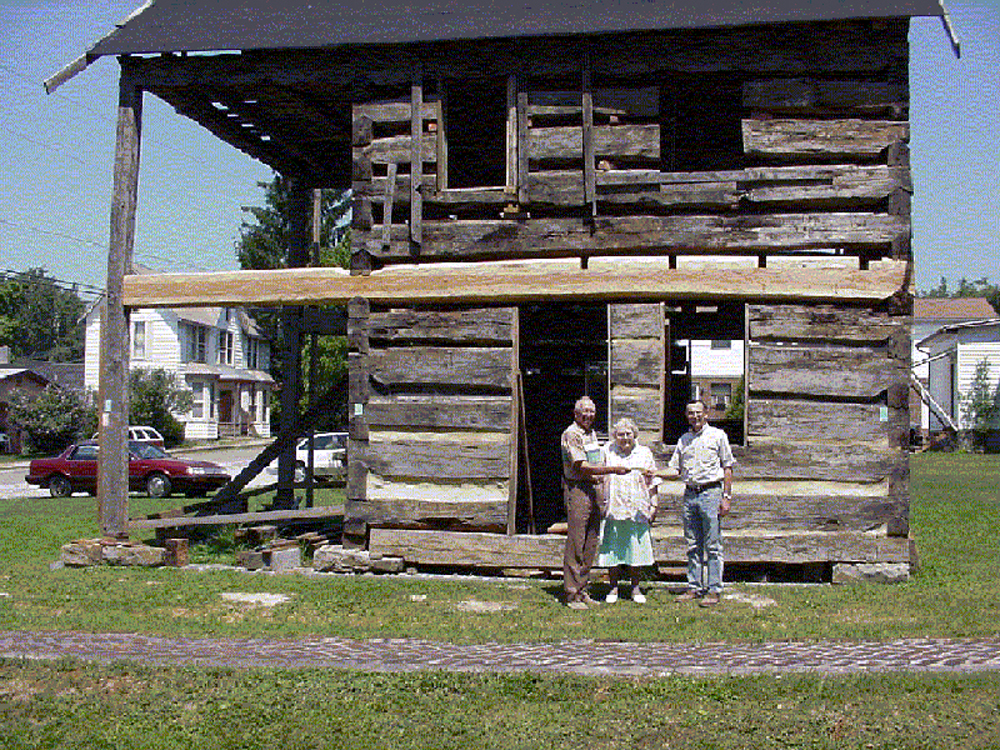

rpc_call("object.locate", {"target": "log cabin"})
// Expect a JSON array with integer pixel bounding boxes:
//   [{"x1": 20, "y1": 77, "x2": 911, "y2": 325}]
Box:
[{"x1": 51, "y1": 0, "x2": 958, "y2": 575}]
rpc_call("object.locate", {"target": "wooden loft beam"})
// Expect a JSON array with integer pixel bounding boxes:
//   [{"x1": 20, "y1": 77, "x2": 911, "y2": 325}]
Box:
[{"x1": 123, "y1": 259, "x2": 907, "y2": 308}]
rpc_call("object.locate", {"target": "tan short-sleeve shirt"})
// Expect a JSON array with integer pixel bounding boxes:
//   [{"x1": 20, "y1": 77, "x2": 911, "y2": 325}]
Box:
[{"x1": 561, "y1": 422, "x2": 601, "y2": 482}]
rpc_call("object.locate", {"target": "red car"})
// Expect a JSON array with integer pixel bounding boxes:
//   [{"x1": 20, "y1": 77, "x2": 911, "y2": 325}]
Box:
[{"x1": 27, "y1": 441, "x2": 231, "y2": 499}]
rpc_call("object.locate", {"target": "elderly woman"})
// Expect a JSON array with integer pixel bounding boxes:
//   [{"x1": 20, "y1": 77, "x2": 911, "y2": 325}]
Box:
[{"x1": 597, "y1": 417, "x2": 658, "y2": 604}]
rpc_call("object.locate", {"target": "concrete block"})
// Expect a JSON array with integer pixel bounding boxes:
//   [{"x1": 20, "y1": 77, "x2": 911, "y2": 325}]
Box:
[{"x1": 266, "y1": 546, "x2": 302, "y2": 573}]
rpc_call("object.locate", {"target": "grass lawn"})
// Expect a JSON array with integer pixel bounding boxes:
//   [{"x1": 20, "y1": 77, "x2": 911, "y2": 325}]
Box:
[
  {"x1": 1, "y1": 662, "x2": 998, "y2": 750},
  {"x1": 1, "y1": 453, "x2": 998, "y2": 644},
  {"x1": 0, "y1": 453, "x2": 998, "y2": 749}
]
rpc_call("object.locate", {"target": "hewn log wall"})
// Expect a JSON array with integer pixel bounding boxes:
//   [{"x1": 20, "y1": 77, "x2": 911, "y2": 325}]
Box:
[
  {"x1": 346, "y1": 304, "x2": 515, "y2": 539},
  {"x1": 609, "y1": 304, "x2": 664, "y2": 444},
  {"x1": 663, "y1": 303, "x2": 908, "y2": 535},
  {"x1": 339, "y1": 18, "x2": 913, "y2": 559}
]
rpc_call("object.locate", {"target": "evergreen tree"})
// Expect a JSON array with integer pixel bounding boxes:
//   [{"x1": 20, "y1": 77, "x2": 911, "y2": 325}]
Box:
[{"x1": 962, "y1": 359, "x2": 1000, "y2": 436}]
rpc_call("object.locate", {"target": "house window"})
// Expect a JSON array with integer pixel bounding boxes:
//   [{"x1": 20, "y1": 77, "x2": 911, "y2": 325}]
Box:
[
  {"x1": 246, "y1": 337, "x2": 260, "y2": 369},
  {"x1": 217, "y1": 331, "x2": 234, "y2": 366},
  {"x1": 184, "y1": 324, "x2": 208, "y2": 363},
  {"x1": 132, "y1": 320, "x2": 146, "y2": 359},
  {"x1": 191, "y1": 381, "x2": 205, "y2": 419},
  {"x1": 710, "y1": 382, "x2": 732, "y2": 411}
]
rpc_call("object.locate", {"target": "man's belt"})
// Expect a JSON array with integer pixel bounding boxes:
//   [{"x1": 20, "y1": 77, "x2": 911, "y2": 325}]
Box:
[{"x1": 686, "y1": 479, "x2": 722, "y2": 492}]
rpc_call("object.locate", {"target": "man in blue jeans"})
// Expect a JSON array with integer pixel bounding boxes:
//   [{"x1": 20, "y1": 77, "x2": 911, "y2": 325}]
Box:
[{"x1": 661, "y1": 400, "x2": 735, "y2": 607}]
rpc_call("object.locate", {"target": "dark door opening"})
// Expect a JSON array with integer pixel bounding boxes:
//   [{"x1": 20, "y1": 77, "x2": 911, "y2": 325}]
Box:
[{"x1": 518, "y1": 302, "x2": 608, "y2": 533}]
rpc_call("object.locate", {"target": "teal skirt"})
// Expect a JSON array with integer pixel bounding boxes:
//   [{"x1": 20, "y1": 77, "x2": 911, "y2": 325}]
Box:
[{"x1": 597, "y1": 518, "x2": 653, "y2": 567}]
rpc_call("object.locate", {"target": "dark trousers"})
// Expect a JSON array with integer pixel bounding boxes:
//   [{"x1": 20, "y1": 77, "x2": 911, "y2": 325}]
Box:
[{"x1": 562, "y1": 478, "x2": 603, "y2": 601}]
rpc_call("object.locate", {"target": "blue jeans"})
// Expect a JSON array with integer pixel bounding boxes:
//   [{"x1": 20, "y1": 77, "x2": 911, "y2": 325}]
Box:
[{"x1": 683, "y1": 486, "x2": 724, "y2": 594}]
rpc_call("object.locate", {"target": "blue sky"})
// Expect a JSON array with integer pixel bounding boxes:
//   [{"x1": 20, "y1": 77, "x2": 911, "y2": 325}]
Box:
[{"x1": 1, "y1": 1, "x2": 997, "y2": 299}]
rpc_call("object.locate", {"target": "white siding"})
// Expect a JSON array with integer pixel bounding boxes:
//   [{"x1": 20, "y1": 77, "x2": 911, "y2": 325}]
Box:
[
  {"x1": 689, "y1": 339, "x2": 745, "y2": 379},
  {"x1": 956, "y1": 342, "x2": 1000, "y2": 429},
  {"x1": 83, "y1": 308, "x2": 101, "y2": 392}
]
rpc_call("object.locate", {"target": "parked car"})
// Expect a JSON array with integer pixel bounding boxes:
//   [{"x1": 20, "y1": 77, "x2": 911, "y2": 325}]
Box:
[
  {"x1": 27, "y1": 440, "x2": 230, "y2": 498},
  {"x1": 266, "y1": 431, "x2": 347, "y2": 480},
  {"x1": 92, "y1": 426, "x2": 165, "y2": 448}
]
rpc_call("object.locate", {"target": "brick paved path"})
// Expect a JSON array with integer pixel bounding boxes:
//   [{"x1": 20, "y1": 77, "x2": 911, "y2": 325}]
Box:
[{"x1": 2, "y1": 631, "x2": 999, "y2": 677}]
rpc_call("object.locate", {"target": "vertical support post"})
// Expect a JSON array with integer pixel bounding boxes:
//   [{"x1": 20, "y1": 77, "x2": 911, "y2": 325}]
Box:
[
  {"x1": 410, "y1": 74, "x2": 423, "y2": 250},
  {"x1": 435, "y1": 79, "x2": 448, "y2": 193},
  {"x1": 305, "y1": 188, "x2": 322, "y2": 509},
  {"x1": 507, "y1": 307, "x2": 520, "y2": 535},
  {"x1": 582, "y1": 54, "x2": 596, "y2": 217},
  {"x1": 275, "y1": 180, "x2": 310, "y2": 509},
  {"x1": 98, "y1": 71, "x2": 142, "y2": 539},
  {"x1": 506, "y1": 75, "x2": 518, "y2": 195},
  {"x1": 516, "y1": 89, "x2": 529, "y2": 206},
  {"x1": 345, "y1": 296, "x2": 370, "y2": 547}
]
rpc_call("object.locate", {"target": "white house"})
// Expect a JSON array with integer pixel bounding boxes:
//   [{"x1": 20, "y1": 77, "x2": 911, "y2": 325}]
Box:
[
  {"x1": 689, "y1": 338, "x2": 745, "y2": 417},
  {"x1": 911, "y1": 298, "x2": 995, "y2": 429},
  {"x1": 916, "y1": 317, "x2": 1000, "y2": 432},
  {"x1": 84, "y1": 303, "x2": 274, "y2": 440}
]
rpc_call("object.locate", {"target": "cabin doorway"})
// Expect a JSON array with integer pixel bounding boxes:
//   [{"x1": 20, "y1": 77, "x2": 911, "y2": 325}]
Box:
[{"x1": 517, "y1": 302, "x2": 608, "y2": 533}]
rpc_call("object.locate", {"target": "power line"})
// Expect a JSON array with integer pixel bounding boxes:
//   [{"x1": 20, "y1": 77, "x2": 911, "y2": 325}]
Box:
[
  {"x1": 1, "y1": 62, "x2": 236, "y2": 171},
  {"x1": 0, "y1": 217, "x2": 105, "y2": 250},
  {"x1": 0, "y1": 127, "x2": 90, "y2": 166},
  {"x1": 0, "y1": 268, "x2": 106, "y2": 299}
]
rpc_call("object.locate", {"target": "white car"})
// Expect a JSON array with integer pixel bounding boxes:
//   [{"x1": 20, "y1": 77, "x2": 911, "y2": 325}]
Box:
[
  {"x1": 93, "y1": 425, "x2": 165, "y2": 448},
  {"x1": 267, "y1": 431, "x2": 347, "y2": 479}
]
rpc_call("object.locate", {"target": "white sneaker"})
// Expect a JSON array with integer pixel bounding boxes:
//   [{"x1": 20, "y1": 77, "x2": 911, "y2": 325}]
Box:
[
  {"x1": 632, "y1": 590, "x2": 647, "y2": 604},
  {"x1": 605, "y1": 589, "x2": 619, "y2": 604}
]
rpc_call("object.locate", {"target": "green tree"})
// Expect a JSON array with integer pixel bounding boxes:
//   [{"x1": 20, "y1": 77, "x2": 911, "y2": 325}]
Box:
[
  {"x1": 724, "y1": 376, "x2": 745, "y2": 422},
  {"x1": 8, "y1": 385, "x2": 91, "y2": 454},
  {"x1": 962, "y1": 359, "x2": 1000, "y2": 439},
  {"x1": 128, "y1": 369, "x2": 193, "y2": 448},
  {"x1": 987, "y1": 288, "x2": 1000, "y2": 317},
  {"x1": 0, "y1": 269, "x2": 84, "y2": 361},
  {"x1": 235, "y1": 175, "x2": 352, "y2": 429},
  {"x1": 235, "y1": 175, "x2": 351, "y2": 271}
]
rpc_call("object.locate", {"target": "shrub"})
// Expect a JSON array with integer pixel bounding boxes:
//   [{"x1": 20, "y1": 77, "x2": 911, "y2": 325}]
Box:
[{"x1": 8, "y1": 385, "x2": 90, "y2": 454}]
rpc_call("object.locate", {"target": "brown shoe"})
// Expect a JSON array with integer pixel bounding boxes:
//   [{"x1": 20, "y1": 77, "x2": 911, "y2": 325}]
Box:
[
  {"x1": 675, "y1": 590, "x2": 701, "y2": 602},
  {"x1": 698, "y1": 592, "x2": 721, "y2": 607}
]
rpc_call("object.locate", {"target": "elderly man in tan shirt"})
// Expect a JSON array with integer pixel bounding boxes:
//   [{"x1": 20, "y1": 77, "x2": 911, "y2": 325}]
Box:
[{"x1": 560, "y1": 396, "x2": 629, "y2": 609}]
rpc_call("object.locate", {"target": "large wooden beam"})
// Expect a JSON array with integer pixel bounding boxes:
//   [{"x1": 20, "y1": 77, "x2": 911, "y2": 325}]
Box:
[
  {"x1": 368, "y1": 528, "x2": 911, "y2": 567},
  {"x1": 98, "y1": 73, "x2": 142, "y2": 539},
  {"x1": 123, "y1": 259, "x2": 907, "y2": 308}
]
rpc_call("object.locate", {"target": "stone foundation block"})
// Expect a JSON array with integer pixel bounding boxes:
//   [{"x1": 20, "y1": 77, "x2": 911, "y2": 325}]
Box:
[
  {"x1": 102, "y1": 543, "x2": 166, "y2": 567},
  {"x1": 832, "y1": 562, "x2": 910, "y2": 585},
  {"x1": 236, "y1": 550, "x2": 266, "y2": 570},
  {"x1": 312, "y1": 545, "x2": 403, "y2": 574},
  {"x1": 370, "y1": 554, "x2": 405, "y2": 574},
  {"x1": 60, "y1": 540, "x2": 104, "y2": 567},
  {"x1": 164, "y1": 538, "x2": 189, "y2": 567}
]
